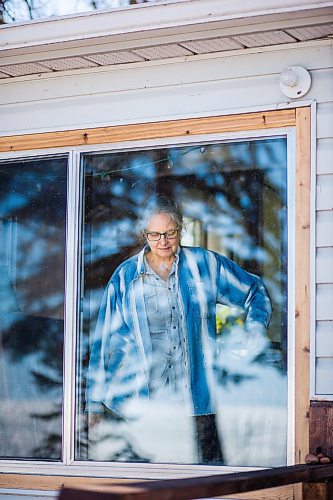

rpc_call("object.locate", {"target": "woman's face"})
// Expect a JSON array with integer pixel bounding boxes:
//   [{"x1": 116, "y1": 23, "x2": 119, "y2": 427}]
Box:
[{"x1": 146, "y1": 213, "x2": 180, "y2": 261}]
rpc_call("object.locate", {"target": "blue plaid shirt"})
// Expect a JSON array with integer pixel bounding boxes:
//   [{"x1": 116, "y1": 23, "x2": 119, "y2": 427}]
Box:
[
  {"x1": 143, "y1": 253, "x2": 189, "y2": 402},
  {"x1": 86, "y1": 246, "x2": 272, "y2": 417}
]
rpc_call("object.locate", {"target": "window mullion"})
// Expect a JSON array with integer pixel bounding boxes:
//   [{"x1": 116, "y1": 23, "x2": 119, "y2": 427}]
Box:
[{"x1": 63, "y1": 151, "x2": 82, "y2": 465}]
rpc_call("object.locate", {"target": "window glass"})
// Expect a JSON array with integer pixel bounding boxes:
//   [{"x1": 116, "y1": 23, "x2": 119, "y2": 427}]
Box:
[
  {"x1": 76, "y1": 139, "x2": 288, "y2": 466},
  {"x1": 0, "y1": 156, "x2": 67, "y2": 460}
]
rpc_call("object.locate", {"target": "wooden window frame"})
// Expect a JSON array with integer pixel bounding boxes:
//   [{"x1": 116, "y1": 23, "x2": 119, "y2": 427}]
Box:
[{"x1": 0, "y1": 108, "x2": 311, "y2": 497}]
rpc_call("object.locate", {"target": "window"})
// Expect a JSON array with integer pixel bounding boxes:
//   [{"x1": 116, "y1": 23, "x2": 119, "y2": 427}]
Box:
[
  {"x1": 75, "y1": 138, "x2": 288, "y2": 466},
  {"x1": 0, "y1": 156, "x2": 67, "y2": 460},
  {"x1": 0, "y1": 109, "x2": 311, "y2": 483}
]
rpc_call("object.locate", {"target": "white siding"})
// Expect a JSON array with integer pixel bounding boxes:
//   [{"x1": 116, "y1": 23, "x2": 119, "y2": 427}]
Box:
[
  {"x1": 316, "y1": 47, "x2": 333, "y2": 399},
  {"x1": 0, "y1": 43, "x2": 332, "y2": 135},
  {"x1": 316, "y1": 285, "x2": 333, "y2": 321},
  {"x1": 316, "y1": 319, "x2": 333, "y2": 396},
  {"x1": 316, "y1": 175, "x2": 333, "y2": 211},
  {"x1": 316, "y1": 359, "x2": 333, "y2": 394},
  {"x1": 317, "y1": 248, "x2": 333, "y2": 283},
  {"x1": 316, "y1": 52, "x2": 333, "y2": 382},
  {"x1": 317, "y1": 139, "x2": 333, "y2": 174},
  {"x1": 0, "y1": 75, "x2": 289, "y2": 135},
  {"x1": 316, "y1": 321, "x2": 333, "y2": 357},
  {"x1": 0, "y1": 39, "x2": 333, "y2": 397},
  {"x1": 317, "y1": 211, "x2": 333, "y2": 247},
  {"x1": 317, "y1": 102, "x2": 333, "y2": 139}
]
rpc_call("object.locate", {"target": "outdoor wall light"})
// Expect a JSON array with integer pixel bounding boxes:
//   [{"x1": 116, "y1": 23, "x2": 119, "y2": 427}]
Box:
[{"x1": 279, "y1": 66, "x2": 312, "y2": 99}]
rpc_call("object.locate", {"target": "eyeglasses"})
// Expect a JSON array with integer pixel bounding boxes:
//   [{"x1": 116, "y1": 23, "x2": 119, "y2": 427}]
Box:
[{"x1": 146, "y1": 228, "x2": 179, "y2": 241}]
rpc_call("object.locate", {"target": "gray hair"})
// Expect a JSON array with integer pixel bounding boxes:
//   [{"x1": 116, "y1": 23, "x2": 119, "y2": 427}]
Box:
[{"x1": 137, "y1": 197, "x2": 183, "y2": 241}]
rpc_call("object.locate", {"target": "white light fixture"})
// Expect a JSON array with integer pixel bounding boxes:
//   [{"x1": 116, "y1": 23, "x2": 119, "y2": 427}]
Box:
[{"x1": 279, "y1": 66, "x2": 312, "y2": 99}]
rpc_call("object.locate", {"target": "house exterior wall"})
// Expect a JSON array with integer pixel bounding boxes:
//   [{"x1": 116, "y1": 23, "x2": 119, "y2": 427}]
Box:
[
  {"x1": 1, "y1": 39, "x2": 332, "y2": 397},
  {"x1": 0, "y1": 42, "x2": 331, "y2": 135},
  {"x1": 0, "y1": 34, "x2": 332, "y2": 500}
]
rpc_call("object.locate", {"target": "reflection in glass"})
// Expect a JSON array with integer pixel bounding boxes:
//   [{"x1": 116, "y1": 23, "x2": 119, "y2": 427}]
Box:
[
  {"x1": 76, "y1": 139, "x2": 288, "y2": 466},
  {"x1": 0, "y1": 157, "x2": 67, "y2": 460}
]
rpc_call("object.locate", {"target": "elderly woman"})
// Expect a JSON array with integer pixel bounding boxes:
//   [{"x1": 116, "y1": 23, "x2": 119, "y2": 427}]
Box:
[{"x1": 86, "y1": 198, "x2": 272, "y2": 463}]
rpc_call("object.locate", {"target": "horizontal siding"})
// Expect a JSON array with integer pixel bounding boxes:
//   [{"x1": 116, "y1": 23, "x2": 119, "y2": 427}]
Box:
[
  {"x1": 0, "y1": 43, "x2": 332, "y2": 107},
  {"x1": 313, "y1": 82, "x2": 331, "y2": 389},
  {"x1": 316, "y1": 321, "x2": 333, "y2": 357},
  {"x1": 310, "y1": 67, "x2": 333, "y2": 104},
  {"x1": 317, "y1": 138, "x2": 333, "y2": 175},
  {"x1": 316, "y1": 358, "x2": 333, "y2": 394},
  {"x1": 317, "y1": 248, "x2": 333, "y2": 283},
  {"x1": 316, "y1": 284, "x2": 333, "y2": 321},
  {"x1": 316, "y1": 174, "x2": 333, "y2": 211},
  {"x1": 317, "y1": 101, "x2": 333, "y2": 140},
  {"x1": 316, "y1": 211, "x2": 333, "y2": 248},
  {"x1": 314, "y1": 44, "x2": 333, "y2": 396},
  {"x1": 0, "y1": 44, "x2": 331, "y2": 136},
  {"x1": 0, "y1": 75, "x2": 287, "y2": 135},
  {"x1": 0, "y1": 69, "x2": 332, "y2": 137}
]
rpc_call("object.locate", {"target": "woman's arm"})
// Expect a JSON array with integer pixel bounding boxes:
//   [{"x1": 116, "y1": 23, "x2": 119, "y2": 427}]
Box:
[{"x1": 215, "y1": 253, "x2": 272, "y2": 332}]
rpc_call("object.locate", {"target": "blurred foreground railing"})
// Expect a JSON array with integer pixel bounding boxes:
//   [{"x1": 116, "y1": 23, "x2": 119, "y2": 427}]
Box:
[{"x1": 58, "y1": 463, "x2": 333, "y2": 500}]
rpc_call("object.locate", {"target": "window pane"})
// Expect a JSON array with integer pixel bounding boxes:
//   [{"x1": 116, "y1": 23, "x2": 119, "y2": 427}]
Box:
[
  {"x1": 76, "y1": 139, "x2": 287, "y2": 466},
  {"x1": 0, "y1": 156, "x2": 67, "y2": 460}
]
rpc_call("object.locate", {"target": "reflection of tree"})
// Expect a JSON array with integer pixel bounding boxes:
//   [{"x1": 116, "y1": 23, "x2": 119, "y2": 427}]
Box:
[
  {"x1": 0, "y1": 157, "x2": 67, "y2": 459},
  {"x1": 79, "y1": 139, "x2": 288, "y2": 463},
  {"x1": 252, "y1": 342, "x2": 286, "y2": 375},
  {"x1": 216, "y1": 368, "x2": 256, "y2": 388},
  {"x1": 0, "y1": 0, "x2": 150, "y2": 24},
  {"x1": 90, "y1": 424, "x2": 152, "y2": 463}
]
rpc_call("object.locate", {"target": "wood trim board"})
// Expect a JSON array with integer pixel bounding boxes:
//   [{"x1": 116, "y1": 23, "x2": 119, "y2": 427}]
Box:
[
  {"x1": 295, "y1": 107, "x2": 311, "y2": 465},
  {"x1": 0, "y1": 109, "x2": 295, "y2": 152},
  {"x1": 0, "y1": 108, "x2": 311, "y2": 500}
]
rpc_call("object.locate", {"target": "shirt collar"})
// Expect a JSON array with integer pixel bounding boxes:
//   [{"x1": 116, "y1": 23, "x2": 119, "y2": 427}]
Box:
[{"x1": 137, "y1": 245, "x2": 181, "y2": 276}]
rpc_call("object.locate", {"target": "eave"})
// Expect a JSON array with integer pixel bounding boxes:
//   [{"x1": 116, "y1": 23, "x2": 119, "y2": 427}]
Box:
[{"x1": 0, "y1": 0, "x2": 332, "y2": 79}]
